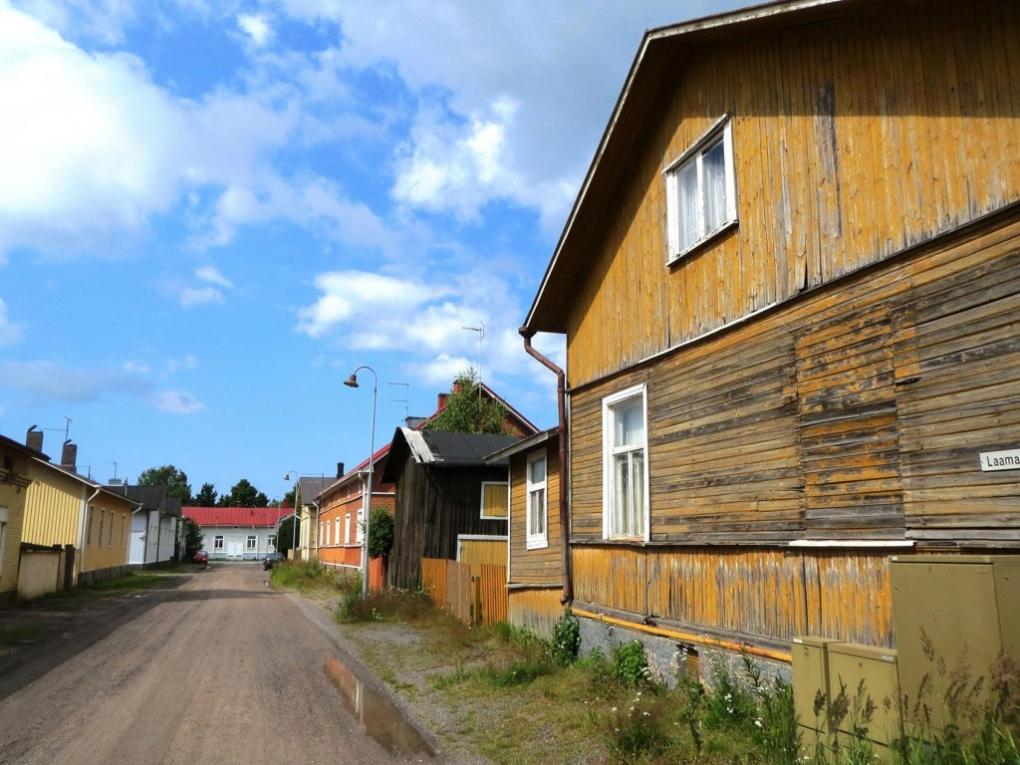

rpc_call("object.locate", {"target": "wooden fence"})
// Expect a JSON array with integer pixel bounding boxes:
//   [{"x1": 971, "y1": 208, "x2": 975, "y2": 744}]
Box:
[{"x1": 421, "y1": 558, "x2": 508, "y2": 626}]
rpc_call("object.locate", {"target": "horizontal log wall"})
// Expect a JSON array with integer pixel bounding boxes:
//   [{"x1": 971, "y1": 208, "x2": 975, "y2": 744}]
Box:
[
  {"x1": 566, "y1": 0, "x2": 1020, "y2": 387},
  {"x1": 509, "y1": 443, "x2": 562, "y2": 585},
  {"x1": 573, "y1": 545, "x2": 894, "y2": 647},
  {"x1": 570, "y1": 214, "x2": 1020, "y2": 543}
]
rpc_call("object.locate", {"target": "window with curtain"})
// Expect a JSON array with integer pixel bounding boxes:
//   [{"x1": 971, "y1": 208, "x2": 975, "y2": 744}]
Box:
[
  {"x1": 480, "y1": 481, "x2": 509, "y2": 519},
  {"x1": 665, "y1": 118, "x2": 736, "y2": 261},
  {"x1": 603, "y1": 386, "x2": 648, "y2": 540}
]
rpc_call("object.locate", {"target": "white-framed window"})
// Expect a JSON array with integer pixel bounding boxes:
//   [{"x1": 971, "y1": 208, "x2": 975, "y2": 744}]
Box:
[
  {"x1": 267, "y1": 534, "x2": 276, "y2": 552},
  {"x1": 602, "y1": 384, "x2": 649, "y2": 541},
  {"x1": 0, "y1": 507, "x2": 8, "y2": 574},
  {"x1": 98, "y1": 510, "x2": 106, "y2": 547},
  {"x1": 246, "y1": 535, "x2": 257, "y2": 551},
  {"x1": 664, "y1": 116, "x2": 736, "y2": 263},
  {"x1": 335, "y1": 517, "x2": 341, "y2": 546},
  {"x1": 526, "y1": 452, "x2": 548, "y2": 550},
  {"x1": 344, "y1": 514, "x2": 351, "y2": 545},
  {"x1": 480, "y1": 481, "x2": 509, "y2": 520},
  {"x1": 108, "y1": 513, "x2": 114, "y2": 545},
  {"x1": 320, "y1": 521, "x2": 325, "y2": 544},
  {"x1": 356, "y1": 508, "x2": 364, "y2": 543},
  {"x1": 214, "y1": 535, "x2": 224, "y2": 550}
]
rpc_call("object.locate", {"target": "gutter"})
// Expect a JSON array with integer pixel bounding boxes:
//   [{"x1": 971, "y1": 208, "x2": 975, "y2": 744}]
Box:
[{"x1": 520, "y1": 327, "x2": 573, "y2": 604}]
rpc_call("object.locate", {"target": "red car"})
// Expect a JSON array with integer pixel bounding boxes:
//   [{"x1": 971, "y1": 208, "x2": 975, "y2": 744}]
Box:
[{"x1": 193, "y1": 550, "x2": 209, "y2": 566}]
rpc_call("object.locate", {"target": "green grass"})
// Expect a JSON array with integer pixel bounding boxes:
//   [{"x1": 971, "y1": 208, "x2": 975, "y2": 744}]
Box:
[{"x1": 270, "y1": 560, "x2": 361, "y2": 594}]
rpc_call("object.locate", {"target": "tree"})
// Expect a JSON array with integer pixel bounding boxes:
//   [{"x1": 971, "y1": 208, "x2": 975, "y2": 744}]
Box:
[
  {"x1": 179, "y1": 517, "x2": 204, "y2": 560},
  {"x1": 194, "y1": 482, "x2": 218, "y2": 507},
  {"x1": 282, "y1": 488, "x2": 296, "y2": 508},
  {"x1": 277, "y1": 515, "x2": 299, "y2": 558},
  {"x1": 425, "y1": 369, "x2": 510, "y2": 435},
  {"x1": 220, "y1": 478, "x2": 269, "y2": 507},
  {"x1": 137, "y1": 465, "x2": 192, "y2": 504},
  {"x1": 367, "y1": 507, "x2": 394, "y2": 559}
]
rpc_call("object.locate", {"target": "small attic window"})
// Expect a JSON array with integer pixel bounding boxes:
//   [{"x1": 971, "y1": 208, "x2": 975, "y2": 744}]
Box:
[{"x1": 664, "y1": 116, "x2": 737, "y2": 263}]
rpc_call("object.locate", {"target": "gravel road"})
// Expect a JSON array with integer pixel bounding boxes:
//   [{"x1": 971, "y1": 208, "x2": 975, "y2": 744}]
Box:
[{"x1": 0, "y1": 564, "x2": 423, "y2": 765}]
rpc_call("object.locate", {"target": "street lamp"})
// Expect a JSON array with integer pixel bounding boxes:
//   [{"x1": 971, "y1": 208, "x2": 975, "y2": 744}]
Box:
[
  {"x1": 282, "y1": 470, "x2": 300, "y2": 558},
  {"x1": 344, "y1": 365, "x2": 377, "y2": 598}
]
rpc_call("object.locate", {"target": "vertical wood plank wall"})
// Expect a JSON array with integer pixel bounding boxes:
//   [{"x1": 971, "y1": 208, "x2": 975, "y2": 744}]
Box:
[
  {"x1": 508, "y1": 588, "x2": 565, "y2": 638},
  {"x1": 566, "y1": 1, "x2": 1020, "y2": 388},
  {"x1": 572, "y1": 546, "x2": 895, "y2": 647}
]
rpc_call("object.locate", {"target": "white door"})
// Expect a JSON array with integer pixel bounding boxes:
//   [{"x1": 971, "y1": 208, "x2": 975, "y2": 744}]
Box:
[{"x1": 226, "y1": 538, "x2": 243, "y2": 559}]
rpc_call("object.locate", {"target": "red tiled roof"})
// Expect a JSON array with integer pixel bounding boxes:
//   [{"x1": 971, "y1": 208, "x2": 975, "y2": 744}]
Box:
[{"x1": 182, "y1": 506, "x2": 292, "y2": 528}]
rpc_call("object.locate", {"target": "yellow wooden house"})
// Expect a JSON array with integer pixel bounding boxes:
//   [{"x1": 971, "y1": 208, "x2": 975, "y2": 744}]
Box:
[
  {"x1": 520, "y1": 0, "x2": 1020, "y2": 674},
  {"x1": 0, "y1": 434, "x2": 38, "y2": 596},
  {"x1": 22, "y1": 442, "x2": 138, "y2": 586}
]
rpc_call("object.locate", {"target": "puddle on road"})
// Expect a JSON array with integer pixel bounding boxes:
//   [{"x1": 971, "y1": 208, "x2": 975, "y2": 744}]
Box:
[{"x1": 324, "y1": 655, "x2": 435, "y2": 761}]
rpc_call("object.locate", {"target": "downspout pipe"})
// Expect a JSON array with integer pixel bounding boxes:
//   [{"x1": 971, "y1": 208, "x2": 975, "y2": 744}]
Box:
[{"x1": 519, "y1": 327, "x2": 573, "y2": 604}]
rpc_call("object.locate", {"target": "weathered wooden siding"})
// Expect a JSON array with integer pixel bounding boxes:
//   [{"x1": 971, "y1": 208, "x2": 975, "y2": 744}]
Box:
[
  {"x1": 566, "y1": 0, "x2": 1020, "y2": 386},
  {"x1": 459, "y1": 538, "x2": 506, "y2": 576},
  {"x1": 570, "y1": 212, "x2": 1020, "y2": 544},
  {"x1": 508, "y1": 443, "x2": 562, "y2": 585},
  {"x1": 389, "y1": 454, "x2": 509, "y2": 590},
  {"x1": 508, "y1": 588, "x2": 564, "y2": 638},
  {"x1": 573, "y1": 546, "x2": 895, "y2": 647}
]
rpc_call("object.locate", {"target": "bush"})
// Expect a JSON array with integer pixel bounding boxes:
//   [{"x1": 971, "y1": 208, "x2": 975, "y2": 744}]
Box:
[
  {"x1": 367, "y1": 507, "x2": 393, "y2": 559},
  {"x1": 612, "y1": 640, "x2": 651, "y2": 686},
  {"x1": 551, "y1": 607, "x2": 581, "y2": 666},
  {"x1": 705, "y1": 656, "x2": 757, "y2": 728}
]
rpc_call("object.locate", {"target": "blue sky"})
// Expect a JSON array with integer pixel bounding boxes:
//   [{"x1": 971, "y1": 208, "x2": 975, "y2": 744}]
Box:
[{"x1": 0, "y1": 0, "x2": 739, "y2": 501}]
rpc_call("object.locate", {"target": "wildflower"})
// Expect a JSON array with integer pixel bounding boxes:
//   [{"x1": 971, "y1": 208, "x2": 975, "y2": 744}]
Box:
[
  {"x1": 610, "y1": 707, "x2": 617, "y2": 713},
  {"x1": 754, "y1": 718, "x2": 763, "y2": 728}
]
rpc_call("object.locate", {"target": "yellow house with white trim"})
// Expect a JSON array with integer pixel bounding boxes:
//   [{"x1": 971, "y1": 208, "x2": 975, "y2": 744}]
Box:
[
  {"x1": 0, "y1": 435, "x2": 37, "y2": 596},
  {"x1": 23, "y1": 458, "x2": 137, "y2": 583}
]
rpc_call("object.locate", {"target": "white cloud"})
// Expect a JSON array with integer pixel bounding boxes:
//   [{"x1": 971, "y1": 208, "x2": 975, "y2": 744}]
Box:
[
  {"x1": 0, "y1": 298, "x2": 23, "y2": 346},
  {"x1": 0, "y1": 5, "x2": 388, "y2": 259},
  {"x1": 166, "y1": 352, "x2": 199, "y2": 375},
  {"x1": 412, "y1": 353, "x2": 473, "y2": 386},
  {"x1": 179, "y1": 286, "x2": 223, "y2": 307},
  {"x1": 238, "y1": 13, "x2": 273, "y2": 47},
  {"x1": 152, "y1": 389, "x2": 205, "y2": 414},
  {"x1": 122, "y1": 360, "x2": 151, "y2": 374},
  {"x1": 195, "y1": 265, "x2": 233, "y2": 288},
  {"x1": 297, "y1": 270, "x2": 447, "y2": 338},
  {"x1": 274, "y1": 0, "x2": 739, "y2": 227},
  {"x1": 13, "y1": 0, "x2": 139, "y2": 44}
]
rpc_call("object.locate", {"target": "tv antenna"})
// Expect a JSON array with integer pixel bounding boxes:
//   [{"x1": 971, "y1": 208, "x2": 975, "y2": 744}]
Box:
[{"x1": 388, "y1": 381, "x2": 410, "y2": 420}]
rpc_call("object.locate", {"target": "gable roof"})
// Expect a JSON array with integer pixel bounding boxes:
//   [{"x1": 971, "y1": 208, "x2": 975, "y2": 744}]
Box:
[
  {"x1": 295, "y1": 476, "x2": 331, "y2": 503},
  {"x1": 382, "y1": 427, "x2": 521, "y2": 481},
  {"x1": 182, "y1": 506, "x2": 292, "y2": 528},
  {"x1": 28, "y1": 459, "x2": 142, "y2": 509},
  {"x1": 523, "y1": 0, "x2": 860, "y2": 333},
  {"x1": 104, "y1": 484, "x2": 182, "y2": 516},
  {"x1": 484, "y1": 427, "x2": 558, "y2": 464}
]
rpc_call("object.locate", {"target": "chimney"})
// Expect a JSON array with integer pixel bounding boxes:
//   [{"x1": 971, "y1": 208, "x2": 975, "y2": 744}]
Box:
[
  {"x1": 405, "y1": 416, "x2": 427, "y2": 429},
  {"x1": 453, "y1": 380, "x2": 462, "y2": 394},
  {"x1": 336, "y1": 462, "x2": 345, "y2": 478},
  {"x1": 26, "y1": 425, "x2": 43, "y2": 453},
  {"x1": 60, "y1": 440, "x2": 78, "y2": 472},
  {"x1": 437, "y1": 392, "x2": 448, "y2": 411}
]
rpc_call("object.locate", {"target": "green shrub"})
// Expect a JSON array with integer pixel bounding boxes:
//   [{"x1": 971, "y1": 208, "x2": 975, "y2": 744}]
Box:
[
  {"x1": 704, "y1": 656, "x2": 757, "y2": 728},
  {"x1": 551, "y1": 607, "x2": 581, "y2": 666},
  {"x1": 366, "y1": 507, "x2": 394, "y2": 559},
  {"x1": 611, "y1": 640, "x2": 651, "y2": 686},
  {"x1": 744, "y1": 657, "x2": 801, "y2": 765}
]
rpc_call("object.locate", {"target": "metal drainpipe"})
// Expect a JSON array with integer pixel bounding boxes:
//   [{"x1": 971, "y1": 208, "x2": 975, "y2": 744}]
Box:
[{"x1": 519, "y1": 327, "x2": 573, "y2": 605}]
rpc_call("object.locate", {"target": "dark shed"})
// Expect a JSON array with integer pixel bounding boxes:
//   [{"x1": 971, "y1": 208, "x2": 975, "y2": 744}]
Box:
[{"x1": 382, "y1": 428, "x2": 521, "y2": 589}]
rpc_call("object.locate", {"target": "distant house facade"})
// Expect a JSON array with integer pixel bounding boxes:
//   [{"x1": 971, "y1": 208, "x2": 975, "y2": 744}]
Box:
[
  {"x1": 293, "y1": 474, "x2": 332, "y2": 562},
  {"x1": 382, "y1": 429, "x2": 521, "y2": 589},
  {"x1": 183, "y1": 506, "x2": 290, "y2": 560},
  {"x1": 106, "y1": 485, "x2": 181, "y2": 566},
  {"x1": 520, "y1": 0, "x2": 1020, "y2": 669},
  {"x1": 487, "y1": 429, "x2": 563, "y2": 637},
  {"x1": 20, "y1": 434, "x2": 138, "y2": 587},
  {"x1": 316, "y1": 380, "x2": 539, "y2": 577}
]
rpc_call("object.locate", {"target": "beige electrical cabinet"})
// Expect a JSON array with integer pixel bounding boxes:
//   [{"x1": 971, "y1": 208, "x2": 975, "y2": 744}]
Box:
[
  {"x1": 827, "y1": 642, "x2": 899, "y2": 745},
  {"x1": 890, "y1": 555, "x2": 1020, "y2": 730},
  {"x1": 792, "y1": 637, "x2": 843, "y2": 737}
]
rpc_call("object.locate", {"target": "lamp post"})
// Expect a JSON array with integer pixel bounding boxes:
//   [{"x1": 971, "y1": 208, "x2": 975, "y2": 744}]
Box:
[
  {"x1": 344, "y1": 365, "x2": 377, "y2": 598},
  {"x1": 282, "y1": 471, "x2": 299, "y2": 559}
]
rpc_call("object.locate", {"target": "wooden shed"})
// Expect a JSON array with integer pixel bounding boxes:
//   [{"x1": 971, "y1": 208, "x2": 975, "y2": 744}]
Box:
[{"x1": 382, "y1": 428, "x2": 521, "y2": 590}]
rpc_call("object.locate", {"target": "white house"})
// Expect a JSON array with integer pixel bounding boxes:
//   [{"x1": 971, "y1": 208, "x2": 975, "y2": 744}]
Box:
[
  {"x1": 182, "y1": 506, "x2": 290, "y2": 560},
  {"x1": 105, "y1": 484, "x2": 182, "y2": 566}
]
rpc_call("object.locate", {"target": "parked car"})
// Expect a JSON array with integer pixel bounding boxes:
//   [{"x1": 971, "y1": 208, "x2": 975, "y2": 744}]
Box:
[
  {"x1": 194, "y1": 550, "x2": 209, "y2": 566},
  {"x1": 262, "y1": 552, "x2": 283, "y2": 570}
]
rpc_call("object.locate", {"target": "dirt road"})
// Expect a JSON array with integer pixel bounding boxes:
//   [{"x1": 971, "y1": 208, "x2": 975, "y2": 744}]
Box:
[{"x1": 0, "y1": 565, "x2": 428, "y2": 764}]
